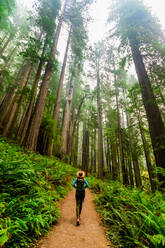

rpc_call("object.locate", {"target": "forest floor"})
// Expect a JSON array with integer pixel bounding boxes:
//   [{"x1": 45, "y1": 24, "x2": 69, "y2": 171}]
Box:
[{"x1": 34, "y1": 189, "x2": 113, "y2": 248}]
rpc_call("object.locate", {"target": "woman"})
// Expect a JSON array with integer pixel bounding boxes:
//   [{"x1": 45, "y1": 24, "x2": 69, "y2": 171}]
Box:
[{"x1": 72, "y1": 171, "x2": 88, "y2": 225}]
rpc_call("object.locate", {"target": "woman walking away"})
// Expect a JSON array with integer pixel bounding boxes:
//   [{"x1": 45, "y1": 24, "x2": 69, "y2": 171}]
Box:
[{"x1": 72, "y1": 171, "x2": 88, "y2": 226}]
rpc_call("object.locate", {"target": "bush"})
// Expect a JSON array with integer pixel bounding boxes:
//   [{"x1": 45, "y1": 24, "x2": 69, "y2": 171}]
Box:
[
  {"x1": 0, "y1": 137, "x2": 76, "y2": 247},
  {"x1": 88, "y1": 177, "x2": 165, "y2": 248}
]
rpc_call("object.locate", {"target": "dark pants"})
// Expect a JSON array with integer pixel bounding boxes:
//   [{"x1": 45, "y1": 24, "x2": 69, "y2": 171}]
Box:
[{"x1": 75, "y1": 190, "x2": 85, "y2": 218}]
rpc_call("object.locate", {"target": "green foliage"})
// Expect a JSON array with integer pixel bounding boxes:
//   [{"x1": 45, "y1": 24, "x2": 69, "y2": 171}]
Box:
[
  {"x1": 88, "y1": 177, "x2": 165, "y2": 248},
  {"x1": 40, "y1": 113, "x2": 56, "y2": 139},
  {"x1": 0, "y1": 0, "x2": 15, "y2": 30},
  {"x1": 68, "y1": 1, "x2": 88, "y2": 75},
  {"x1": 37, "y1": 0, "x2": 61, "y2": 35},
  {"x1": 0, "y1": 137, "x2": 76, "y2": 247},
  {"x1": 110, "y1": 0, "x2": 162, "y2": 47}
]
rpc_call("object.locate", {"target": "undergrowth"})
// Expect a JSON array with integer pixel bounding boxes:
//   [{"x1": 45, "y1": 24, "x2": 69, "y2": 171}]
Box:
[
  {"x1": 0, "y1": 137, "x2": 76, "y2": 248},
  {"x1": 88, "y1": 177, "x2": 165, "y2": 248}
]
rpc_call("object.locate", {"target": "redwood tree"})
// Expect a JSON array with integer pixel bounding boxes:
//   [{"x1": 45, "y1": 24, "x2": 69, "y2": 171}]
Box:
[{"x1": 110, "y1": 0, "x2": 165, "y2": 188}]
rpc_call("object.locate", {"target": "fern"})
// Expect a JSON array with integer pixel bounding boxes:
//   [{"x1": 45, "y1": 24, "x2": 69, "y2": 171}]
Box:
[
  {"x1": 88, "y1": 177, "x2": 165, "y2": 248},
  {"x1": 0, "y1": 137, "x2": 76, "y2": 247}
]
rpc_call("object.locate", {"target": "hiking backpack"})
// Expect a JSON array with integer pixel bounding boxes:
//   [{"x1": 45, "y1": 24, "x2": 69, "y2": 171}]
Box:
[{"x1": 76, "y1": 177, "x2": 85, "y2": 191}]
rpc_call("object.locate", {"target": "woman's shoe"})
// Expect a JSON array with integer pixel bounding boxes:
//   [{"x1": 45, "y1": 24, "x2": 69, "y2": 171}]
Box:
[{"x1": 76, "y1": 218, "x2": 80, "y2": 226}]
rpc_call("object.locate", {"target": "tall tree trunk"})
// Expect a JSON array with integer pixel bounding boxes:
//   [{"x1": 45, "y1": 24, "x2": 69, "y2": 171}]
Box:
[
  {"x1": 47, "y1": 28, "x2": 72, "y2": 156},
  {"x1": 97, "y1": 68, "x2": 104, "y2": 179},
  {"x1": 93, "y1": 129, "x2": 97, "y2": 173},
  {"x1": 67, "y1": 95, "x2": 86, "y2": 161},
  {"x1": 24, "y1": 1, "x2": 68, "y2": 151},
  {"x1": 127, "y1": 115, "x2": 142, "y2": 188},
  {"x1": 0, "y1": 47, "x2": 16, "y2": 72},
  {"x1": 53, "y1": 27, "x2": 71, "y2": 123},
  {"x1": 106, "y1": 140, "x2": 112, "y2": 175},
  {"x1": 0, "y1": 90, "x2": 14, "y2": 126},
  {"x1": 90, "y1": 134, "x2": 94, "y2": 173},
  {"x1": 0, "y1": 93, "x2": 6, "y2": 106},
  {"x1": 81, "y1": 122, "x2": 89, "y2": 176},
  {"x1": 0, "y1": 46, "x2": 16, "y2": 92},
  {"x1": 8, "y1": 66, "x2": 33, "y2": 138},
  {"x1": 82, "y1": 122, "x2": 86, "y2": 171},
  {"x1": 104, "y1": 139, "x2": 108, "y2": 169},
  {"x1": 132, "y1": 152, "x2": 142, "y2": 188},
  {"x1": 2, "y1": 63, "x2": 32, "y2": 137},
  {"x1": 127, "y1": 152, "x2": 134, "y2": 188},
  {"x1": 0, "y1": 34, "x2": 7, "y2": 46},
  {"x1": 111, "y1": 142, "x2": 119, "y2": 180},
  {"x1": 130, "y1": 39, "x2": 165, "y2": 188},
  {"x1": 0, "y1": 63, "x2": 25, "y2": 127},
  {"x1": 68, "y1": 114, "x2": 76, "y2": 161},
  {"x1": 137, "y1": 114, "x2": 157, "y2": 192},
  {"x1": 114, "y1": 77, "x2": 129, "y2": 185},
  {"x1": 74, "y1": 121, "x2": 79, "y2": 165},
  {"x1": 129, "y1": 133, "x2": 142, "y2": 188},
  {"x1": 0, "y1": 35, "x2": 12, "y2": 57},
  {"x1": 60, "y1": 76, "x2": 75, "y2": 159},
  {"x1": 106, "y1": 139, "x2": 112, "y2": 175},
  {"x1": 19, "y1": 40, "x2": 47, "y2": 145},
  {"x1": 17, "y1": 103, "x2": 29, "y2": 139},
  {"x1": 84, "y1": 129, "x2": 89, "y2": 176}
]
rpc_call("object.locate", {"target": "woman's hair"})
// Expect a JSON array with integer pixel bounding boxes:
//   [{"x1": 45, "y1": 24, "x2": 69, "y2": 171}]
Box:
[{"x1": 79, "y1": 172, "x2": 83, "y2": 177}]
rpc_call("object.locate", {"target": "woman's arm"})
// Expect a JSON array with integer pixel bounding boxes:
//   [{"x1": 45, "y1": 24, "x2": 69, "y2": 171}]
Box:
[
  {"x1": 84, "y1": 179, "x2": 89, "y2": 189},
  {"x1": 72, "y1": 178, "x2": 77, "y2": 188}
]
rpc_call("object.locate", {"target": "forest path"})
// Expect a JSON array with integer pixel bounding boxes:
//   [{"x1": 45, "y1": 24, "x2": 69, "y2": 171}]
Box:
[{"x1": 34, "y1": 189, "x2": 113, "y2": 248}]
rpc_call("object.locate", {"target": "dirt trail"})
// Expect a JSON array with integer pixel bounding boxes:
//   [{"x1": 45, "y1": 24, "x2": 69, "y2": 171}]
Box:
[{"x1": 34, "y1": 189, "x2": 113, "y2": 248}]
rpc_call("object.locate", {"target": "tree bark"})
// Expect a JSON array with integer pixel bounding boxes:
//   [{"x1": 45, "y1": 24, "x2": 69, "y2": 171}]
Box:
[
  {"x1": 24, "y1": 1, "x2": 68, "y2": 151},
  {"x1": 132, "y1": 152, "x2": 142, "y2": 188},
  {"x1": 53, "y1": 27, "x2": 71, "y2": 123},
  {"x1": 73, "y1": 121, "x2": 79, "y2": 165},
  {"x1": 97, "y1": 68, "x2": 104, "y2": 179},
  {"x1": 17, "y1": 103, "x2": 29, "y2": 139},
  {"x1": 127, "y1": 154, "x2": 134, "y2": 188},
  {"x1": 67, "y1": 94, "x2": 86, "y2": 161},
  {"x1": 8, "y1": 66, "x2": 33, "y2": 138},
  {"x1": 19, "y1": 40, "x2": 47, "y2": 145},
  {"x1": 130, "y1": 39, "x2": 165, "y2": 188},
  {"x1": 106, "y1": 139, "x2": 112, "y2": 175},
  {"x1": 81, "y1": 122, "x2": 89, "y2": 176},
  {"x1": 111, "y1": 143, "x2": 118, "y2": 180},
  {"x1": 68, "y1": 113, "x2": 76, "y2": 161},
  {"x1": 0, "y1": 63, "x2": 25, "y2": 127},
  {"x1": 82, "y1": 122, "x2": 86, "y2": 171},
  {"x1": 47, "y1": 27, "x2": 72, "y2": 156},
  {"x1": 0, "y1": 47, "x2": 16, "y2": 72},
  {"x1": 129, "y1": 131, "x2": 142, "y2": 188},
  {"x1": 127, "y1": 115, "x2": 142, "y2": 188},
  {"x1": 114, "y1": 76, "x2": 129, "y2": 185},
  {"x1": 60, "y1": 76, "x2": 75, "y2": 159},
  {"x1": 0, "y1": 46, "x2": 17, "y2": 92},
  {"x1": 2, "y1": 63, "x2": 32, "y2": 137},
  {"x1": 0, "y1": 35, "x2": 12, "y2": 57},
  {"x1": 0, "y1": 34, "x2": 7, "y2": 46},
  {"x1": 137, "y1": 114, "x2": 157, "y2": 192},
  {"x1": 90, "y1": 134, "x2": 94, "y2": 173},
  {"x1": 93, "y1": 129, "x2": 97, "y2": 173}
]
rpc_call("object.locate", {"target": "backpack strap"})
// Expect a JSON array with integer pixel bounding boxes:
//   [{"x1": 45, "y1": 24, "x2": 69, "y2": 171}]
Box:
[{"x1": 77, "y1": 177, "x2": 85, "y2": 182}]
